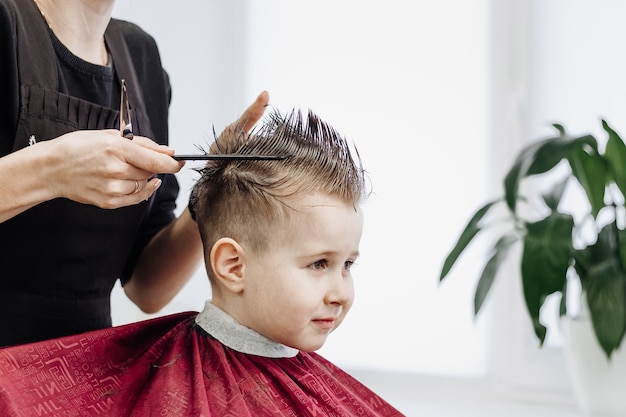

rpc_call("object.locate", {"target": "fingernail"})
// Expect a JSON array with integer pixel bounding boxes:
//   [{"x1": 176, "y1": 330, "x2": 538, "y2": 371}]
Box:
[{"x1": 154, "y1": 179, "x2": 162, "y2": 190}]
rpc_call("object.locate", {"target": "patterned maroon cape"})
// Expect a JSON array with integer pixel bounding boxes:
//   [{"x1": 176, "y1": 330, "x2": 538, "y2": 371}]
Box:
[{"x1": 0, "y1": 309, "x2": 403, "y2": 416}]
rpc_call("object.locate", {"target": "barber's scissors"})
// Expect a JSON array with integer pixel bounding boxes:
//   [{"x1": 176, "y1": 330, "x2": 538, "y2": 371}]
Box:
[
  {"x1": 120, "y1": 79, "x2": 134, "y2": 139},
  {"x1": 120, "y1": 80, "x2": 288, "y2": 161}
]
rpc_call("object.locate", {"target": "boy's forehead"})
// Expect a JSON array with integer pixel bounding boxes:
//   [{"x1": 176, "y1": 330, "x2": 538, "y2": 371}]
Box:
[{"x1": 282, "y1": 194, "x2": 363, "y2": 232}]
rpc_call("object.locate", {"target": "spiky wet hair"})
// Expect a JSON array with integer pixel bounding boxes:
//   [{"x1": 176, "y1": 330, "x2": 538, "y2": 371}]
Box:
[{"x1": 190, "y1": 108, "x2": 367, "y2": 261}]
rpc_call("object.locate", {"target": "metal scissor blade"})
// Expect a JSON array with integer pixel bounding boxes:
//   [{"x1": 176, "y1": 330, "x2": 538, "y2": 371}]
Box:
[{"x1": 120, "y1": 79, "x2": 133, "y2": 139}]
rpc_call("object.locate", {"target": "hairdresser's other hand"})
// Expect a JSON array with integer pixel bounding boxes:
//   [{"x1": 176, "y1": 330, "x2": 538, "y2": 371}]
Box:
[
  {"x1": 45, "y1": 129, "x2": 184, "y2": 209},
  {"x1": 210, "y1": 91, "x2": 269, "y2": 153}
]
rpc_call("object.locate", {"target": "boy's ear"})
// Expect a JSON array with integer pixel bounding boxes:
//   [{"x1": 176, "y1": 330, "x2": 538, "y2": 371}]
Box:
[{"x1": 210, "y1": 237, "x2": 245, "y2": 294}]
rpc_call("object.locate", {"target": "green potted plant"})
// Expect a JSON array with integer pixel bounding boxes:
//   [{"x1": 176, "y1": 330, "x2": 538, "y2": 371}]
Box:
[{"x1": 439, "y1": 119, "x2": 626, "y2": 359}]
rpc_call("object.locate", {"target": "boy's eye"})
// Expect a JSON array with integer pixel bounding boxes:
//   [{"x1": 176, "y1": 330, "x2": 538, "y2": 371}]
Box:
[
  {"x1": 343, "y1": 260, "x2": 355, "y2": 271},
  {"x1": 310, "y1": 260, "x2": 328, "y2": 270}
]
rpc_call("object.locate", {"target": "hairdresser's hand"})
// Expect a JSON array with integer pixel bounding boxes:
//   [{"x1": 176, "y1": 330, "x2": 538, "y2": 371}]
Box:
[
  {"x1": 210, "y1": 91, "x2": 269, "y2": 153},
  {"x1": 46, "y1": 129, "x2": 184, "y2": 209}
]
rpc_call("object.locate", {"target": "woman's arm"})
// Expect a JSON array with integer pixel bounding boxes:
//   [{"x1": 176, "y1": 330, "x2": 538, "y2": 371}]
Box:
[{"x1": 0, "y1": 130, "x2": 184, "y2": 223}]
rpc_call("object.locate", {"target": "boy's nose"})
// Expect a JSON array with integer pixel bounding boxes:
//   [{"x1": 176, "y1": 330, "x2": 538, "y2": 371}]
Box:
[{"x1": 325, "y1": 270, "x2": 353, "y2": 306}]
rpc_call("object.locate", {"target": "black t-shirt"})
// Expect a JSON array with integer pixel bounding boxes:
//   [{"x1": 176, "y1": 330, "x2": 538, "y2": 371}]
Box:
[
  {"x1": 50, "y1": 29, "x2": 118, "y2": 108},
  {"x1": 0, "y1": 0, "x2": 180, "y2": 346}
]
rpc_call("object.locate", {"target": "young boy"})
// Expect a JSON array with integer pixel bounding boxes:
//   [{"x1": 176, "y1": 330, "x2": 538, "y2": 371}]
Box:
[{"x1": 0, "y1": 109, "x2": 404, "y2": 416}]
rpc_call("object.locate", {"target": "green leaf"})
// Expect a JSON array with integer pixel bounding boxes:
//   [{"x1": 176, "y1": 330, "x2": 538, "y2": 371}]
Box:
[
  {"x1": 440, "y1": 200, "x2": 499, "y2": 281},
  {"x1": 526, "y1": 140, "x2": 572, "y2": 176},
  {"x1": 559, "y1": 278, "x2": 567, "y2": 317},
  {"x1": 504, "y1": 137, "x2": 556, "y2": 213},
  {"x1": 474, "y1": 234, "x2": 519, "y2": 314},
  {"x1": 585, "y1": 266, "x2": 626, "y2": 358},
  {"x1": 568, "y1": 139, "x2": 607, "y2": 218},
  {"x1": 575, "y1": 216, "x2": 621, "y2": 283},
  {"x1": 603, "y1": 119, "x2": 626, "y2": 197},
  {"x1": 552, "y1": 123, "x2": 566, "y2": 135},
  {"x1": 618, "y1": 226, "x2": 626, "y2": 271},
  {"x1": 503, "y1": 126, "x2": 596, "y2": 214},
  {"x1": 527, "y1": 133, "x2": 597, "y2": 177},
  {"x1": 577, "y1": 222, "x2": 626, "y2": 358},
  {"x1": 521, "y1": 213, "x2": 574, "y2": 343}
]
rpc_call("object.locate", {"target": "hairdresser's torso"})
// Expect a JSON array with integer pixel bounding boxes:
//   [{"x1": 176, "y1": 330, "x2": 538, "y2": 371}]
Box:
[{"x1": 0, "y1": 0, "x2": 177, "y2": 346}]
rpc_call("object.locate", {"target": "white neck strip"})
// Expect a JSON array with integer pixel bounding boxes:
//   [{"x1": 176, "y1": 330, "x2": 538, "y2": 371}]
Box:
[{"x1": 195, "y1": 301, "x2": 299, "y2": 358}]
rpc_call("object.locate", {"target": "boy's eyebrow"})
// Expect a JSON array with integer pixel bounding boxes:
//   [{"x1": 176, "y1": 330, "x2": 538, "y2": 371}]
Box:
[{"x1": 302, "y1": 250, "x2": 361, "y2": 259}]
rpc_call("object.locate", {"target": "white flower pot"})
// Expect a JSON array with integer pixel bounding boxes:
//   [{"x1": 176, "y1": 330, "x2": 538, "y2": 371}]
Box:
[{"x1": 563, "y1": 315, "x2": 626, "y2": 417}]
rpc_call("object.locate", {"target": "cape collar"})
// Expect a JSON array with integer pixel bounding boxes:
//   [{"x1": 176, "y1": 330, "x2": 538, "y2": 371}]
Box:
[{"x1": 195, "y1": 301, "x2": 299, "y2": 358}]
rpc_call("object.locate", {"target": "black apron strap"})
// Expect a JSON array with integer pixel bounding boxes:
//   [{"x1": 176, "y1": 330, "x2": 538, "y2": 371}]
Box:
[
  {"x1": 105, "y1": 24, "x2": 149, "y2": 136},
  {"x1": 13, "y1": 0, "x2": 58, "y2": 89},
  {"x1": 11, "y1": 7, "x2": 125, "y2": 150}
]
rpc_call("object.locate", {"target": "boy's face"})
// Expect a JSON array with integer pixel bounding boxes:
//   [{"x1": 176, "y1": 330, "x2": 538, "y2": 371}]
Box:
[{"x1": 237, "y1": 193, "x2": 363, "y2": 352}]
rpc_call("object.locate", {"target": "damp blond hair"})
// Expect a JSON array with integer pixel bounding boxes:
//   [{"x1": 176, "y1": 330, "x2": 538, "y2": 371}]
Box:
[{"x1": 190, "y1": 108, "x2": 368, "y2": 268}]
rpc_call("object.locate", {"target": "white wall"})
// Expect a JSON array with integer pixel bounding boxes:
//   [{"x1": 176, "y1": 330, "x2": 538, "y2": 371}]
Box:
[{"x1": 527, "y1": 0, "x2": 626, "y2": 136}]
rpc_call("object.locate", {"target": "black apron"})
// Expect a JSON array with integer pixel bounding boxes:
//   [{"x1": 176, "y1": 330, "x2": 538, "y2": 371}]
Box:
[{"x1": 0, "y1": 0, "x2": 163, "y2": 346}]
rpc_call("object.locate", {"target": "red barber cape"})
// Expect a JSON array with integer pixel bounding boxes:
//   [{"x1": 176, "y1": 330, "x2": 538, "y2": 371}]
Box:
[{"x1": 0, "y1": 312, "x2": 403, "y2": 416}]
